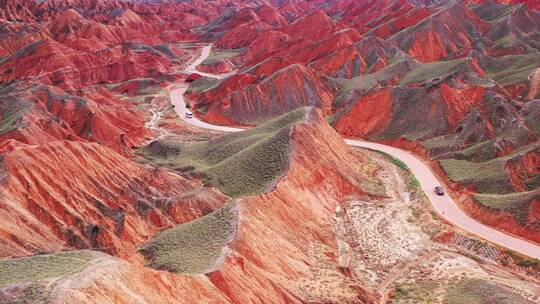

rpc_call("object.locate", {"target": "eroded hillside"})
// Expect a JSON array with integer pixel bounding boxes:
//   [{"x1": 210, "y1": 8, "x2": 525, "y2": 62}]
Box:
[
  {"x1": 185, "y1": 0, "x2": 540, "y2": 245},
  {"x1": 0, "y1": 0, "x2": 539, "y2": 303}
]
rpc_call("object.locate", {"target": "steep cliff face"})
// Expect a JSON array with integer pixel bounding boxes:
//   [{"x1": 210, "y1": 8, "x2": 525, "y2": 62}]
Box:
[
  {"x1": 310, "y1": 36, "x2": 394, "y2": 78},
  {"x1": 282, "y1": 10, "x2": 337, "y2": 41},
  {"x1": 192, "y1": 64, "x2": 337, "y2": 125},
  {"x1": 388, "y1": 4, "x2": 489, "y2": 62},
  {"x1": 242, "y1": 30, "x2": 291, "y2": 63},
  {"x1": 334, "y1": 90, "x2": 393, "y2": 138},
  {"x1": 0, "y1": 140, "x2": 227, "y2": 261}
]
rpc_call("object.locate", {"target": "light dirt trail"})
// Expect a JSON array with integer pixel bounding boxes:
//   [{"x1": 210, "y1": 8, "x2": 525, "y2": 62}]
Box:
[{"x1": 167, "y1": 44, "x2": 540, "y2": 259}]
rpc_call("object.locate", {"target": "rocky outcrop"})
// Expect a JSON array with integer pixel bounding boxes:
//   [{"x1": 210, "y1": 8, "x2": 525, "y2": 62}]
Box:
[
  {"x1": 282, "y1": 10, "x2": 337, "y2": 41},
  {"x1": 388, "y1": 4, "x2": 489, "y2": 62},
  {"x1": 484, "y1": 4, "x2": 540, "y2": 56},
  {"x1": 254, "y1": 4, "x2": 286, "y2": 27},
  {"x1": 286, "y1": 28, "x2": 362, "y2": 64},
  {"x1": 192, "y1": 64, "x2": 337, "y2": 125},
  {"x1": 439, "y1": 83, "x2": 486, "y2": 129},
  {"x1": 310, "y1": 36, "x2": 394, "y2": 78},
  {"x1": 243, "y1": 56, "x2": 294, "y2": 78},
  {"x1": 334, "y1": 90, "x2": 393, "y2": 138},
  {"x1": 243, "y1": 30, "x2": 291, "y2": 63}
]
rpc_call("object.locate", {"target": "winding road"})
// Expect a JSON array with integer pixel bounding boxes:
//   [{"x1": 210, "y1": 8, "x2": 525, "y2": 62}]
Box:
[{"x1": 169, "y1": 45, "x2": 540, "y2": 259}]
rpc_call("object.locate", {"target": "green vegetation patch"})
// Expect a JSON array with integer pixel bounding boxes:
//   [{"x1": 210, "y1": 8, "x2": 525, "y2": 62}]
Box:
[
  {"x1": 123, "y1": 42, "x2": 178, "y2": 59},
  {"x1": 406, "y1": 175, "x2": 421, "y2": 190},
  {"x1": 474, "y1": 189, "x2": 539, "y2": 224},
  {"x1": 139, "y1": 201, "x2": 237, "y2": 275},
  {"x1": 201, "y1": 49, "x2": 244, "y2": 65},
  {"x1": 453, "y1": 139, "x2": 498, "y2": 162},
  {"x1": 142, "y1": 108, "x2": 308, "y2": 197},
  {"x1": 108, "y1": 78, "x2": 162, "y2": 95},
  {"x1": 382, "y1": 152, "x2": 408, "y2": 170},
  {"x1": 524, "y1": 100, "x2": 540, "y2": 136},
  {"x1": 186, "y1": 77, "x2": 222, "y2": 93},
  {"x1": 439, "y1": 158, "x2": 511, "y2": 194},
  {"x1": 0, "y1": 251, "x2": 93, "y2": 288},
  {"x1": 393, "y1": 281, "x2": 441, "y2": 303},
  {"x1": 400, "y1": 59, "x2": 468, "y2": 86},
  {"x1": 472, "y1": 2, "x2": 521, "y2": 22},
  {"x1": 443, "y1": 278, "x2": 525, "y2": 304},
  {"x1": 333, "y1": 54, "x2": 415, "y2": 108},
  {"x1": 475, "y1": 189, "x2": 539, "y2": 210},
  {"x1": 0, "y1": 98, "x2": 31, "y2": 135},
  {"x1": 483, "y1": 52, "x2": 540, "y2": 86},
  {"x1": 380, "y1": 152, "x2": 421, "y2": 191},
  {"x1": 423, "y1": 134, "x2": 462, "y2": 155},
  {"x1": 505, "y1": 250, "x2": 540, "y2": 268}
]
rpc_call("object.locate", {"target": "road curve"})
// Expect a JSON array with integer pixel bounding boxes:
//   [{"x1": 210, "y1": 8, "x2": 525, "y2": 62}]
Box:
[{"x1": 169, "y1": 44, "x2": 540, "y2": 259}]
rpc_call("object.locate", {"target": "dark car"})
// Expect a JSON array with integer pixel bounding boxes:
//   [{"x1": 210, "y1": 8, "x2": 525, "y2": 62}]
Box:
[{"x1": 435, "y1": 186, "x2": 445, "y2": 196}]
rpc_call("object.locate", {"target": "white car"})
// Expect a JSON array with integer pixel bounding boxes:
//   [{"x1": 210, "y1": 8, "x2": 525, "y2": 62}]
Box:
[{"x1": 185, "y1": 111, "x2": 193, "y2": 119}]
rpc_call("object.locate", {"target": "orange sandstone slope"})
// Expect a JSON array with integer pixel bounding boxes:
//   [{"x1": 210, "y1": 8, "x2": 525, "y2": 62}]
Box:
[
  {"x1": 206, "y1": 109, "x2": 383, "y2": 303},
  {"x1": 0, "y1": 139, "x2": 227, "y2": 261},
  {"x1": 0, "y1": 83, "x2": 153, "y2": 155},
  {"x1": 140, "y1": 108, "x2": 385, "y2": 303},
  {"x1": 388, "y1": 3, "x2": 489, "y2": 63},
  {"x1": 190, "y1": 64, "x2": 337, "y2": 125}
]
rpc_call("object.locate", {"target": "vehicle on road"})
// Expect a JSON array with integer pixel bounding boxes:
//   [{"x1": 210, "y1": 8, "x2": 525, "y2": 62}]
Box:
[
  {"x1": 435, "y1": 186, "x2": 445, "y2": 196},
  {"x1": 185, "y1": 111, "x2": 193, "y2": 119}
]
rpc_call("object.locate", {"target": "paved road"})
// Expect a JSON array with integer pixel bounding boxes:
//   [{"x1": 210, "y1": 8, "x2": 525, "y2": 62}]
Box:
[
  {"x1": 169, "y1": 44, "x2": 540, "y2": 259},
  {"x1": 185, "y1": 45, "x2": 236, "y2": 79}
]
